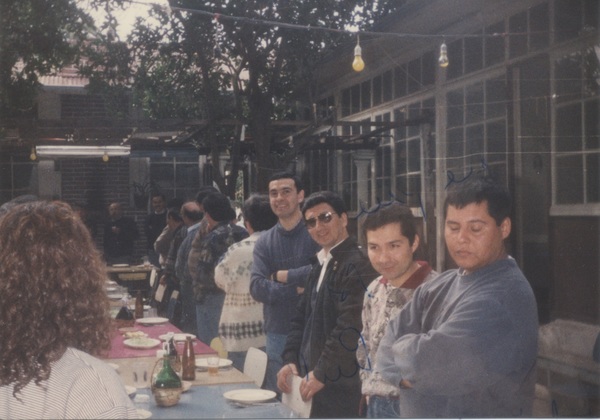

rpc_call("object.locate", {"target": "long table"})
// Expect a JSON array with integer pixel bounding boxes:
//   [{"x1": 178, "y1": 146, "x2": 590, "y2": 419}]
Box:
[
  {"x1": 103, "y1": 321, "x2": 297, "y2": 418},
  {"x1": 133, "y1": 383, "x2": 296, "y2": 419}
]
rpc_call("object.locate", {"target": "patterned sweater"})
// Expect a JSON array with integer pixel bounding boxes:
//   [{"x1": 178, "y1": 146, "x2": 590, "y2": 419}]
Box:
[
  {"x1": 215, "y1": 232, "x2": 266, "y2": 352},
  {"x1": 356, "y1": 261, "x2": 437, "y2": 398}
]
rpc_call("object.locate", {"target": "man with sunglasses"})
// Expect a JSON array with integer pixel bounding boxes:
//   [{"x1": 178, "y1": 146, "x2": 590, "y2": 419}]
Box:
[
  {"x1": 277, "y1": 191, "x2": 378, "y2": 418},
  {"x1": 250, "y1": 172, "x2": 320, "y2": 393}
]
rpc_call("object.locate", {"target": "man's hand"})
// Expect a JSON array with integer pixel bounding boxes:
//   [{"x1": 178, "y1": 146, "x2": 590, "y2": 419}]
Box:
[
  {"x1": 276, "y1": 363, "x2": 298, "y2": 394},
  {"x1": 299, "y1": 371, "x2": 324, "y2": 402},
  {"x1": 159, "y1": 275, "x2": 167, "y2": 285}
]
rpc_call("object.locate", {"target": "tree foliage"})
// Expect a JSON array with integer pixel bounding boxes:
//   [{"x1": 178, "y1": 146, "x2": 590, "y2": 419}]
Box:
[{"x1": 0, "y1": 0, "x2": 93, "y2": 117}]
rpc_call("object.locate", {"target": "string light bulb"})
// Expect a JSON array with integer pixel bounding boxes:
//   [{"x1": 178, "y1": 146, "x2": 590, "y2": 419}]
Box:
[
  {"x1": 29, "y1": 146, "x2": 37, "y2": 161},
  {"x1": 352, "y1": 36, "x2": 365, "y2": 72},
  {"x1": 438, "y1": 41, "x2": 449, "y2": 68},
  {"x1": 102, "y1": 149, "x2": 109, "y2": 162}
]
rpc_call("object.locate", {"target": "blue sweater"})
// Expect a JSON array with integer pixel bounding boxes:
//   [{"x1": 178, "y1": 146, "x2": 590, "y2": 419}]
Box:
[
  {"x1": 250, "y1": 220, "x2": 320, "y2": 335},
  {"x1": 376, "y1": 258, "x2": 539, "y2": 418}
]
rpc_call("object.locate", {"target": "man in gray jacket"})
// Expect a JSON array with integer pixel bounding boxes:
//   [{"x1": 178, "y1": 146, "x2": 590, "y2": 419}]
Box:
[{"x1": 376, "y1": 175, "x2": 538, "y2": 418}]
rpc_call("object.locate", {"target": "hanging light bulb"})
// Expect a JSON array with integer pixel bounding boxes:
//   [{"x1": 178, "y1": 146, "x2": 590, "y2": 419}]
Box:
[
  {"x1": 439, "y1": 41, "x2": 449, "y2": 68},
  {"x1": 352, "y1": 35, "x2": 365, "y2": 72},
  {"x1": 102, "y1": 149, "x2": 109, "y2": 162},
  {"x1": 29, "y1": 146, "x2": 37, "y2": 161}
]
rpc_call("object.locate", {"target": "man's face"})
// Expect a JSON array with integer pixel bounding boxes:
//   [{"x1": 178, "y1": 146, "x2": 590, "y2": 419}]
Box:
[
  {"x1": 444, "y1": 201, "x2": 510, "y2": 274},
  {"x1": 152, "y1": 196, "x2": 165, "y2": 213},
  {"x1": 366, "y1": 222, "x2": 418, "y2": 283},
  {"x1": 268, "y1": 178, "x2": 304, "y2": 220},
  {"x1": 304, "y1": 202, "x2": 347, "y2": 252},
  {"x1": 108, "y1": 203, "x2": 122, "y2": 220}
]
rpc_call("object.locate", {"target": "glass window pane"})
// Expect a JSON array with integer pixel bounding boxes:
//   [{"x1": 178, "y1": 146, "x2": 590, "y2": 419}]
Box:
[
  {"x1": 466, "y1": 124, "x2": 485, "y2": 166},
  {"x1": 587, "y1": 153, "x2": 600, "y2": 202},
  {"x1": 394, "y1": 65, "x2": 407, "y2": 98},
  {"x1": 585, "y1": 99, "x2": 599, "y2": 150},
  {"x1": 556, "y1": 104, "x2": 582, "y2": 152},
  {"x1": 555, "y1": 53, "x2": 582, "y2": 103},
  {"x1": 407, "y1": 58, "x2": 421, "y2": 94},
  {"x1": 0, "y1": 164, "x2": 11, "y2": 189},
  {"x1": 361, "y1": 81, "x2": 371, "y2": 110},
  {"x1": 556, "y1": 155, "x2": 584, "y2": 204},
  {"x1": 464, "y1": 33, "x2": 483, "y2": 74},
  {"x1": 382, "y1": 70, "x2": 393, "y2": 103},
  {"x1": 13, "y1": 164, "x2": 34, "y2": 189},
  {"x1": 447, "y1": 127, "x2": 464, "y2": 159},
  {"x1": 465, "y1": 83, "x2": 484, "y2": 124},
  {"x1": 407, "y1": 139, "x2": 421, "y2": 172},
  {"x1": 407, "y1": 103, "x2": 421, "y2": 137},
  {"x1": 151, "y1": 163, "x2": 174, "y2": 191},
  {"x1": 447, "y1": 89, "x2": 464, "y2": 128},
  {"x1": 487, "y1": 121, "x2": 507, "y2": 163},
  {"x1": 406, "y1": 175, "x2": 421, "y2": 207},
  {"x1": 530, "y1": 2, "x2": 549, "y2": 51},
  {"x1": 372, "y1": 76, "x2": 382, "y2": 106},
  {"x1": 396, "y1": 140, "x2": 407, "y2": 174},
  {"x1": 351, "y1": 84, "x2": 361, "y2": 114},
  {"x1": 486, "y1": 76, "x2": 507, "y2": 119},
  {"x1": 394, "y1": 108, "x2": 406, "y2": 140},
  {"x1": 554, "y1": 0, "x2": 583, "y2": 43},
  {"x1": 509, "y1": 12, "x2": 528, "y2": 58},
  {"x1": 341, "y1": 88, "x2": 351, "y2": 117},
  {"x1": 422, "y1": 50, "x2": 435, "y2": 87},
  {"x1": 485, "y1": 22, "x2": 505, "y2": 67},
  {"x1": 447, "y1": 39, "x2": 463, "y2": 80}
]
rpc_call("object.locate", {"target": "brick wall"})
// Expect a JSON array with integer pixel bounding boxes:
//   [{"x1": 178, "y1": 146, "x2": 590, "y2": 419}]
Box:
[{"x1": 60, "y1": 157, "x2": 151, "y2": 263}]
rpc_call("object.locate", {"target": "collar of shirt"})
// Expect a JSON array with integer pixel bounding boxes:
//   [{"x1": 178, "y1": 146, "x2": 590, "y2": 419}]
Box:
[{"x1": 187, "y1": 221, "x2": 202, "y2": 233}]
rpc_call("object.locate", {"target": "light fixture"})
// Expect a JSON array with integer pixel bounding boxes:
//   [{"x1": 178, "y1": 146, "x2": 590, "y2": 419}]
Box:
[
  {"x1": 439, "y1": 41, "x2": 449, "y2": 68},
  {"x1": 35, "y1": 145, "x2": 131, "y2": 158},
  {"x1": 29, "y1": 147, "x2": 37, "y2": 161},
  {"x1": 352, "y1": 35, "x2": 365, "y2": 72},
  {"x1": 102, "y1": 149, "x2": 110, "y2": 162}
]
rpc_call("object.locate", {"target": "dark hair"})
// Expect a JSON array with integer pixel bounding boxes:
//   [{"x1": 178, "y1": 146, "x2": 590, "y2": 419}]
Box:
[
  {"x1": 361, "y1": 202, "x2": 418, "y2": 246},
  {"x1": 202, "y1": 193, "x2": 236, "y2": 222},
  {"x1": 268, "y1": 171, "x2": 303, "y2": 193},
  {"x1": 151, "y1": 193, "x2": 166, "y2": 201},
  {"x1": 167, "y1": 197, "x2": 184, "y2": 209},
  {"x1": 195, "y1": 186, "x2": 219, "y2": 205},
  {"x1": 243, "y1": 194, "x2": 278, "y2": 232},
  {"x1": 444, "y1": 175, "x2": 512, "y2": 226},
  {"x1": 167, "y1": 207, "x2": 183, "y2": 222},
  {"x1": 302, "y1": 191, "x2": 347, "y2": 217},
  {"x1": 0, "y1": 201, "x2": 111, "y2": 396},
  {"x1": 181, "y1": 201, "x2": 202, "y2": 222}
]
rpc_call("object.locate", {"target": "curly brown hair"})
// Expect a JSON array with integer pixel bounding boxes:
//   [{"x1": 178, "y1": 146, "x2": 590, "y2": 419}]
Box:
[{"x1": 0, "y1": 200, "x2": 112, "y2": 396}]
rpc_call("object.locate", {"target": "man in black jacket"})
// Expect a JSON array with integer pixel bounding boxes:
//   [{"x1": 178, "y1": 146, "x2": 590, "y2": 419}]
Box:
[{"x1": 277, "y1": 191, "x2": 378, "y2": 418}]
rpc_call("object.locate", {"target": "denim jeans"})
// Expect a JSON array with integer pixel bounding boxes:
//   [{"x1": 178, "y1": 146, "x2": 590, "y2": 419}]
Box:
[
  {"x1": 264, "y1": 333, "x2": 287, "y2": 394},
  {"x1": 367, "y1": 395, "x2": 400, "y2": 418},
  {"x1": 195, "y1": 293, "x2": 225, "y2": 345}
]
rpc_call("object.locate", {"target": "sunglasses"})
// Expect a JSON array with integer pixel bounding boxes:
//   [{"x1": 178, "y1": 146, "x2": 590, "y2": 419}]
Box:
[{"x1": 305, "y1": 211, "x2": 336, "y2": 229}]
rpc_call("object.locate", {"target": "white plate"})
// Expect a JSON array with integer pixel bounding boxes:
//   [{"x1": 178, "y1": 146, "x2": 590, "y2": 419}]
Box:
[
  {"x1": 107, "y1": 293, "x2": 123, "y2": 300},
  {"x1": 181, "y1": 381, "x2": 192, "y2": 393},
  {"x1": 158, "y1": 333, "x2": 196, "y2": 342},
  {"x1": 195, "y1": 358, "x2": 233, "y2": 369},
  {"x1": 125, "y1": 385, "x2": 136, "y2": 397},
  {"x1": 106, "y1": 286, "x2": 117, "y2": 292},
  {"x1": 112, "y1": 264, "x2": 130, "y2": 267},
  {"x1": 223, "y1": 389, "x2": 276, "y2": 403},
  {"x1": 123, "y1": 337, "x2": 161, "y2": 349},
  {"x1": 135, "y1": 317, "x2": 169, "y2": 326},
  {"x1": 136, "y1": 408, "x2": 152, "y2": 419}
]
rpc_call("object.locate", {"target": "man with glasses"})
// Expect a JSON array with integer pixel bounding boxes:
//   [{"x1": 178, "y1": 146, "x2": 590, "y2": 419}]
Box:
[
  {"x1": 277, "y1": 191, "x2": 378, "y2": 418},
  {"x1": 250, "y1": 172, "x2": 320, "y2": 393}
]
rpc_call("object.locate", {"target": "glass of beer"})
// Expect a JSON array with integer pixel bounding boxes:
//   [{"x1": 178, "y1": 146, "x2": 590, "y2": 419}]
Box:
[{"x1": 207, "y1": 356, "x2": 219, "y2": 376}]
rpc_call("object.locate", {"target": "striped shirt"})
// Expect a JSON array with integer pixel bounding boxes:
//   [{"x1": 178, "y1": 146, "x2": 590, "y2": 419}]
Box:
[{"x1": 0, "y1": 348, "x2": 138, "y2": 419}]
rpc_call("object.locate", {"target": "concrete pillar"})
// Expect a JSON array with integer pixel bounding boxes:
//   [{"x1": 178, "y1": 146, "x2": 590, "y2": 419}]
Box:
[{"x1": 352, "y1": 150, "x2": 374, "y2": 212}]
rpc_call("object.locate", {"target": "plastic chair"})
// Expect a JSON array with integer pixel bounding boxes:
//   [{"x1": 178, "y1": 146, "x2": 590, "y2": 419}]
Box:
[
  {"x1": 210, "y1": 337, "x2": 228, "y2": 359},
  {"x1": 243, "y1": 347, "x2": 268, "y2": 387}
]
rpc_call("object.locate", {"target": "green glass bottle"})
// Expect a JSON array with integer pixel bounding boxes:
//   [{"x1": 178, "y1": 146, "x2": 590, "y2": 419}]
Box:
[{"x1": 155, "y1": 355, "x2": 182, "y2": 389}]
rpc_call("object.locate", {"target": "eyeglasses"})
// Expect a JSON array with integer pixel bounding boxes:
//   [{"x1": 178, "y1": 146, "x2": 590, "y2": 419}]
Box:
[{"x1": 305, "y1": 211, "x2": 336, "y2": 229}]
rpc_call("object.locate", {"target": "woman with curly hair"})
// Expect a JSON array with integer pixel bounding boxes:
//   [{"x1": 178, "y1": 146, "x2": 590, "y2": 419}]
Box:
[{"x1": 0, "y1": 201, "x2": 138, "y2": 419}]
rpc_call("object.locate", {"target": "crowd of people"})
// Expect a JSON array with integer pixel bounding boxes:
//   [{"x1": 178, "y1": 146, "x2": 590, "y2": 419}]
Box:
[{"x1": 0, "y1": 171, "x2": 539, "y2": 419}]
